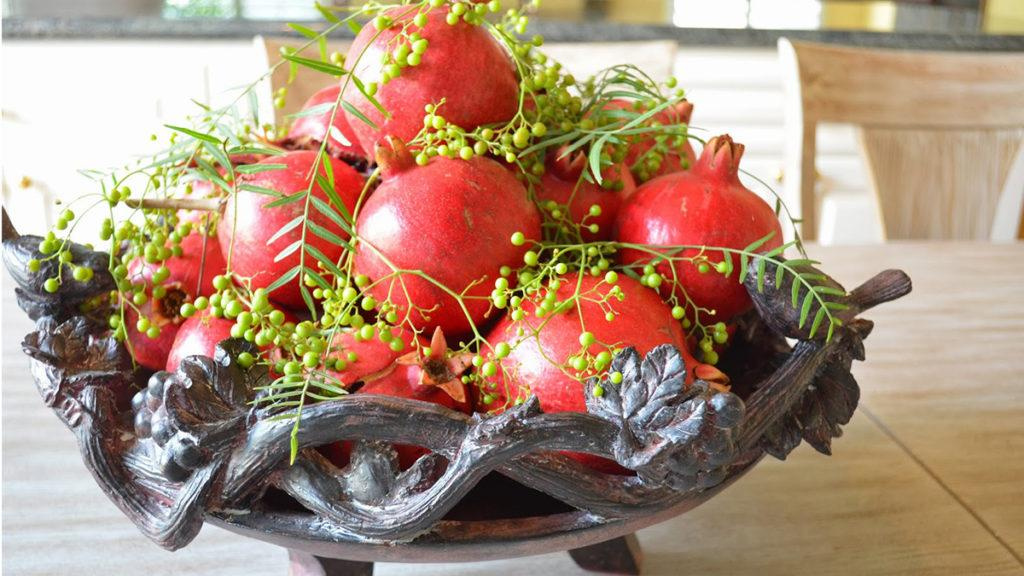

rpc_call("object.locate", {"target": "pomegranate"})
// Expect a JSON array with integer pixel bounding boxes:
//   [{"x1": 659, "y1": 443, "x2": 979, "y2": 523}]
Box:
[
  {"x1": 124, "y1": 233, "x2": 227, "y2": 371},
  {"x1": 536, "y1": 148, "x2": 635, "y2": 241},
  {"x1": 218, "y1": 151, "x2": 365, "y2": 309},
  {"x1": 164, "y1": 309, "x2": 236, "y2": 372},
  {"x1": 286, "y1": 84, "x2": 366, "y2": 162},
  {"x1": 482, "y1": 273, "x2": 707, "y2": 473},
  {"x1": 343, "y1": 6, "x2": 518, "y2": 152},
  {"x1": 354, "y1": 149, "x2": 542, "y2": 337},
  {"x1": 604, "y1": 99, "x2": 696, "y2": 183},
  {"x1": 615, "y1": 135, "x2": 783, "y2": 324},
  {"x1": 324, "y1": 328, "x2": 472, "y2": 469}
]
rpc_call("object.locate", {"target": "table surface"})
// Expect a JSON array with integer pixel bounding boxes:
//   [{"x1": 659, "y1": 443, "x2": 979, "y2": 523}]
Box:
[{"x1": 3, "y1": 242, "x2": 1023, "y2": 576}]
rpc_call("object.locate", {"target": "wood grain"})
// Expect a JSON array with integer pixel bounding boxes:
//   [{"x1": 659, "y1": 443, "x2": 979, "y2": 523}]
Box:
[
  {"x1": 859, "y1": 128, "x2": 1024, "y2": 240},
  {"x1": 778, "y1": 38, "x2": 1024, "y2": 242},
  {"x1": 808, "y1": 242, "x2": 1024, "y2": 563},
  {"x1": 4, "y1": 243, "x2": 1024, "y2": 575}
]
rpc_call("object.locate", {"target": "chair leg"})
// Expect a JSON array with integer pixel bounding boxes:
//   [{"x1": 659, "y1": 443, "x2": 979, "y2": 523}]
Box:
[
  {"x1": 288, "y1": 549, "x2": 374, "y2": 576},
  {"x1": 568, "y1": 533, "x2": 643, "y2": 575}
]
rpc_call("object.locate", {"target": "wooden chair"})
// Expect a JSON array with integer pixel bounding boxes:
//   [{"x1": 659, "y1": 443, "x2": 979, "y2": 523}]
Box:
[{"x1": 779, "y1": 38, "x2": 1024, "y2": 241}]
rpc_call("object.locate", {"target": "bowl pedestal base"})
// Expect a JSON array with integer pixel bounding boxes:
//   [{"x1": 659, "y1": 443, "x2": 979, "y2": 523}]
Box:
[{"x1": 286, "y1": 534, "x2": 642, "y2": 575}]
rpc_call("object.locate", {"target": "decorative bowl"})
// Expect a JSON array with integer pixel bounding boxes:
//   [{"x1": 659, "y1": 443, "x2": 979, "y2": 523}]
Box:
[{"x1": 1, "y1": 209, "x2": 911, "y2": 574}]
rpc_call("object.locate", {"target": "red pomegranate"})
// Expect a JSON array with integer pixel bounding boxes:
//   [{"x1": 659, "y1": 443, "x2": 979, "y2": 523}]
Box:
[
  {"x1": 354, "y1": 147, "x2": 542, "y2": 337},
  {"x1": 343, "y1": 6, "x2": 518, "y2": 152},
  {"x1": 164, "y1": 310, "x2": 235, "y2": 372},
  {"x1": 615, "y1": 135, "x2": 783, "y2": 323},
  {"x1": 218, "y1": 151, "x2": 365, "y2": 309},
  {"x1": 325, "y1": 325, "x2": 424, "y2": 387},
  {"x1": 125, "y1": 233, "x2": 227, "y2": 371},
  {"x1": 604, "y1": 99, "x2": 696, "y2": 183},
  {"x1": 287, "y1": 84, "x2": 365, "y2": 161},
  {"x1": 482, "y1": 273, "x2": 704, "y2": 473},
  {"x1": 323, "y1": 328, "x2": 472, "y2": 469},
  {"x1": 536, "y1": 149, "x2": 635, "y2": 242}
]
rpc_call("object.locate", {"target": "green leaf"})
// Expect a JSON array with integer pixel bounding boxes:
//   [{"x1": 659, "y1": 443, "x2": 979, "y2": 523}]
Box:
[
  {"x1": 289, "y1": 22, "x2": 321, "y2": 39},
  {"x1": 346, "y1": 19, "x2": 362, "y2": 35},
  {"x1": 165, "y1": 124, "x2": 220, "y2": 145},
  {"x1": 303, "y1": 244, "x2": 345, "y2": 278},
  {"x1": 743, "y1": 230, "x2": 777, "y2": 254},
  {"x1": 235, "y1": 163, "x2": 287, "y2": 174},
  {"x1": 266, "y1": 191, "x2": 306, "y2": 209},
  {"x1": 775, "y1": 262, "x2": 785, "y2": 289},
  {"x1": 247, "y1": 90, "x2": 260, "y2": 126},
  {"x1": 274, "y1": 239, "x2": 302, "y2": 263},
  {"x1": 239, "y1": 183, "x2": 281, "y2": 196},
  {"x1": 286, "y1": 102, "x2": 333, "y2": 119},
  {"x1": 300, "y1": 283, "x2": 316, "y2": 313},
  {"x1": 316, "y1": 174, "x2": 354, "y2": 224},
  {"x1": 307, "y1": 220, "x2": 353, "y2": 250},
  {"x1": 266, "y1": 214, "x2": 304, "y2": 246},
  {"x1": 315, "y1": 1, "x2": 340, "y2": 23},
  {"x1": 809, "y1": 307, "x2": 826, "y2": 338},
  {"x1": 791, "y1": 276, "x2": 802, "y2": 307},
  {"x1": 349, "y1": 76, "x2": 387, "y2": 116},
  {"x1": 194, "y1": 158, "x2": 231, "y2": 193},
  {"x1": 341, "y1": 100, "x2": 378, "y2": 130},
  {"x1": 756, "y1": 257, "x2": 767, "y2": 292},
  {"x1": 302, "y1": 266, "x2": 332, "y2": 290},
  {"x1": 310, "y1": 195, "x2": 354, "y2": 236},
  {"x1": 738, "y1": 253, "x2": 751, "y2": 284},
  {"x1": 266, "y1": 265, "x2": 301, "y2": 294},
  {"x1": 799, "y1": 291, "x2": 815, "y2": 329},
  {"x1": 815, "y1": 286, "x2": 847, "y2": 297},
  {"x1": 201, "y1": 140, "x2": 231, "y2": 173},
  {"x1": 227, "y1": 145, "x2": 283, "y2": 156},
  {"x1": 764, "y1": 240, "x2": 794, "y2": 259},
  {"x1": 281, "y1": 52, "x2": 346, "y2": 76}
]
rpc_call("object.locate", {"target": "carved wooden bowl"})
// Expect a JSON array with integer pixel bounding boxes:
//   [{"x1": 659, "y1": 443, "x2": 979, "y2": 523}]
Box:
[{"x1": 1, "y1": 212, "x2": 911, "y2": 575}]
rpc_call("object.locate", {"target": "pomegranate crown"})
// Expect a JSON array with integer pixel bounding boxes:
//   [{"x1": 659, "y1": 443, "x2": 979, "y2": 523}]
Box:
[
  {"x1": 373, "y1": 136, "x2": 416, "y2": 178},
  {"x1": 698, "y1": 134, "x2": 745, "y2": 179},
  {"x1": 667, "y1": 100, "x2": 694, "y2": 125}
]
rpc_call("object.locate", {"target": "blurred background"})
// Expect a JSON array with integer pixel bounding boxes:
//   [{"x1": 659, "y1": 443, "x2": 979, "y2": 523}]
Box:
[{"x1": 3, "y1": 0, "x2": 1023, "y2": 244}]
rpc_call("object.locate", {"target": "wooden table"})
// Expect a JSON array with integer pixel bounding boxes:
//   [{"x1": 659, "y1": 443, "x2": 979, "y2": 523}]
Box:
[{"x1": 3, "y1": 242, "x2": 1023, "y2": 575}]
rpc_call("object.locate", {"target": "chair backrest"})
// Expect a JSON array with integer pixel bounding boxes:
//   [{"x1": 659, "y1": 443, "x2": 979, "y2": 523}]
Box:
[
  {"x1": 253, "y1": 35, "x2": 677, "y2": 127},
  {"x1": 778, "y1": 38, "x2": 1024, "y2": 241}
]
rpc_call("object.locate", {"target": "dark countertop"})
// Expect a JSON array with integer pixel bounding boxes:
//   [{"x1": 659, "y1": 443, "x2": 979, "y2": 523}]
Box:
[{"x1": 5, "y1": 17, "x2": 1024, "y2": 51}]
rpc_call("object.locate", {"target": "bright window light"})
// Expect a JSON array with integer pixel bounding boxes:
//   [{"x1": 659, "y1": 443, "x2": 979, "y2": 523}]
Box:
[
  {"x1": 673, "y1": 0, "x2": 749, "y2": 28},
  {"x1": 750, "y1": 0, "x2": 822, "y2": 29},
  {"x1": 674, "y1": 0, "x2": 823, "y2": 29}
]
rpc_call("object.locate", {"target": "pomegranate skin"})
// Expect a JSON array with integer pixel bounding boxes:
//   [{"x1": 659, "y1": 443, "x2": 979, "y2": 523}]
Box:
[
  {"x1": 287, "y1": 85, "x2": 366, "y2": 160},
  {"x1": 483, "y1": 273, "x2": 698, "y2": 415},
  {"x1": 482, "y1": 273, "x2": 700, "y2": 473},
  {"x1": 354, "y1": 155, "x2": 542, "y2": 337},
  {"x1": 218, "y1": 151, "x2": 365, "y2": 309},
  {"x1": 343, "y1": 7, "x2": 518, "y2": 152},
  {"x1": 125, "y1": 303, "x2": 180, "y2": 371},
  {"x1": 323, "y1": 329, "x2": 470, "y2": 470},
  {"x1": 615, "y1": 135, "x2": 783, "y2": 323},
  {"x1": 536, "y1": 153, "x2": 635, "y2": 242},
  {"x1": 325, "y1": 327, "x2": 424, "y2": 388},
  {"x1": 164, "y1": 310, "x2": 236, "y2": 372},
  {"x1": 124, "y1": 233, "x2": 228, "y2": 371}
]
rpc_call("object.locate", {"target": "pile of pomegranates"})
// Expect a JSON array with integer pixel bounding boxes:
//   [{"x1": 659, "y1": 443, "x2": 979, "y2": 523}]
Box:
[{"x1": 35, "y1": 0, "x2": 796, "y2": 471}]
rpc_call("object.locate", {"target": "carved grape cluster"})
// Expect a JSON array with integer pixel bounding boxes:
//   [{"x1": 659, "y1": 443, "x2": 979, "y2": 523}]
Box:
[
  {"x1": 131, "y1": 340, "x2": 260, "y2": 482},
  {"x1": 132, "y1": 372, "x2": 204, "y2": 481}
]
